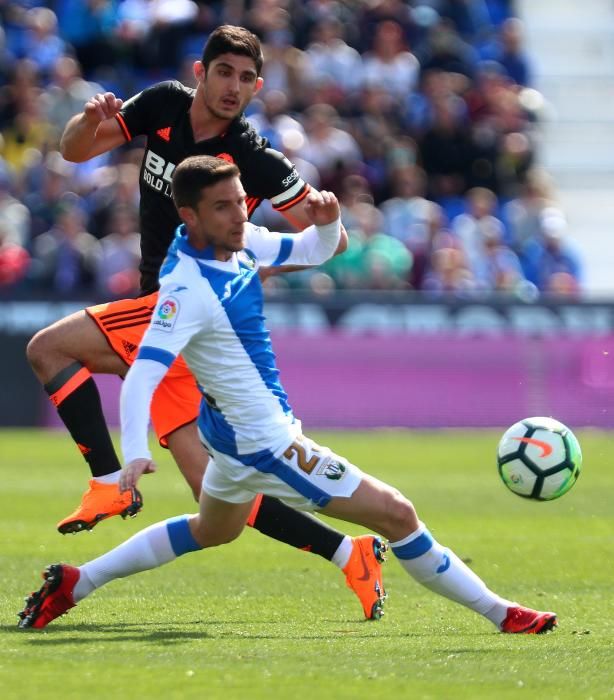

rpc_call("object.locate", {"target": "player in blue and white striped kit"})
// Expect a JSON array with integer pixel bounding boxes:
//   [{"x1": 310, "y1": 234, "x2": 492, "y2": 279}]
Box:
[{"x1": 18, "y1": 156, "x2": 557, "y2": 634}]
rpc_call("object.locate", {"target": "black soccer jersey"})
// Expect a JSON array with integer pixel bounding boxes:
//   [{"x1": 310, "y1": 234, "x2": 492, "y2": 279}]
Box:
[{"x1": 115, "y1": 81, "x2": 309, "y2": 294}]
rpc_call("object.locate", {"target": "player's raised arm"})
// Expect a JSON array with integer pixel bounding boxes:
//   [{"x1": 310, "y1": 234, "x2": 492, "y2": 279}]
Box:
[
  {"x1": 278, "y1": 191, "x2": 348, "y2": 255},
  {"x1": 60, "y1": 92, "x2": 126, "y2": 163},
  {"x1": 248, "y1": 190, "x2": 342, "y2": 268}
]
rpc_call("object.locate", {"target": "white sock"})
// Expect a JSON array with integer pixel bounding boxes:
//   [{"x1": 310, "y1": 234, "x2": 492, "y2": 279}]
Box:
[
  {"x1": 92, "y1": 471, "x2": 121, "y2": 485},
  {"x1": 74, "y1": 515, "x2": 201, "y2": 601},
  {"x1": 391, "y1": 523, "x2": 514, "y2": 628},
  {"x1": 331, "y1": 535, "x2": 353, "y2": 569}
]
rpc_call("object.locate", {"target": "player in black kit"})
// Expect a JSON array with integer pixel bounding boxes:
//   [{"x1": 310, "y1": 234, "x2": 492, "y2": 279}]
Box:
[{"x1": 25, "y1": 25, "x2": 387, "y2": 620}]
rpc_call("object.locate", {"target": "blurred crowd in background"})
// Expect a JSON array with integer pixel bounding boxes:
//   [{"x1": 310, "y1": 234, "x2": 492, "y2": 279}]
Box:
[{"x1": 0, "y1": 0, "x2": 583, "y2": 299}]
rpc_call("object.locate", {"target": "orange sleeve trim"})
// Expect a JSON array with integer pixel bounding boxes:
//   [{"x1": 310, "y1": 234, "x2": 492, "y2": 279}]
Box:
[
  {"x1": 273, "y1": 184, "x2": 311, "y2": 212},
  {"x1": 246, "y1": 196, "x2": 261, "y2": 217},
  {"x1": 115, "y1": 114, "x2": 132, "y2": 142},
  {"x1": 246, "y1": 493, "x2": 264, "y2": 527},
  {"x1": 49, "y1": 367, "x2": 92, "y2": 407}
]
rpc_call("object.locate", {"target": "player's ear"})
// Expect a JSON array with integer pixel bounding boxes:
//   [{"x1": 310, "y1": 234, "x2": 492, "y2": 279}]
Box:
[
  {"x1": 193, "y1": 61, "x2": 205, "y2": 83},
  {"x1": 178, "y1": 206, "x2": 197, "y2": 228},
  {"x1": 254, "y1": 76, "x2": 264, "y2": 95}
]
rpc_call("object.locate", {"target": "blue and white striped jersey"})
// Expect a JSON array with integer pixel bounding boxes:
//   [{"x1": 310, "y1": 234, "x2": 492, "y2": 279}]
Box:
[{"x1": 126, "y1": 220, "x2": 338, "y2": 460}]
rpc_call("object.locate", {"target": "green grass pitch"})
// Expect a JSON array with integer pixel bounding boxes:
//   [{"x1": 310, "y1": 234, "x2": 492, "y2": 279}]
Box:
[{"x1": 1, "y1": 428, "x2": 613, "y2": 700}]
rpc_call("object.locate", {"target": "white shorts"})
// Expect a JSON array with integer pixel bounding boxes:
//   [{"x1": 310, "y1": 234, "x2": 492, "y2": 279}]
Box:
[{"x1": 200, "y1": 432, "x2": 363, "y2": 511}]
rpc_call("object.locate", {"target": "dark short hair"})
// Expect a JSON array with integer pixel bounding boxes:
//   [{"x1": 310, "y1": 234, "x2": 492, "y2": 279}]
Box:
[
  {"x1": 202, "y1": 25, "x2": 263, "y2": 76},
  {"x1": 172, "y1": 156, "x2": 240, "y2": 210}
]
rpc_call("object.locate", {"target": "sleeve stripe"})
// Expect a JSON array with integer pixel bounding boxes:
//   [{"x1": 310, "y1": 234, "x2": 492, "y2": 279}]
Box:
[
  {"x1": 273, "y1": 184, "x2": 310, "y2": 212},
  {"x1": 136, "y1": 345, "x2": 176, "y2": 367},
  {"x1": 115, "y1": 114, "x2": 132, "y2": 142},
  {"x1": 272, "y1": 235, "x2": 294, "y2": 266},
  {"x1": 246, "y1": 196, "x2": 261, "y2": 217}
]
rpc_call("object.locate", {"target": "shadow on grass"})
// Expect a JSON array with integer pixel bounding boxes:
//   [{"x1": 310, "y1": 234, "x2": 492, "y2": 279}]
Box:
[{"x1": 2, "y1": 620, "x2": 500, "y2": 646}]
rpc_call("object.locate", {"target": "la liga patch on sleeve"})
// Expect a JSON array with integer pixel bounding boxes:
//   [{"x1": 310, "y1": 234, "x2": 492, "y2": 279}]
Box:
[{"x1": 152, "y1": 296, "x2": 179, "y2": 332}]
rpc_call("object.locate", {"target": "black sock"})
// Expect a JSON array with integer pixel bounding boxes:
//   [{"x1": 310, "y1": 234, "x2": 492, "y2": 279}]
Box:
[
  {"x1": 250, "y1": 495, "x2": 345, "y2": 562},
  {"x1": 45, "y1": 362, "x2": 122, "y2": 478}
]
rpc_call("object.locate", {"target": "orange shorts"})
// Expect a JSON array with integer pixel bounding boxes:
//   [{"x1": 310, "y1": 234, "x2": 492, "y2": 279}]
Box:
[{"x1": 86, "y1": 293, "x2": 201, "y2": 446}]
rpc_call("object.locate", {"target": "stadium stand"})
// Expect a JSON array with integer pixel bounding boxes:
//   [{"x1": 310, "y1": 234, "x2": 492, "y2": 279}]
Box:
[{"x1": 0, "y1": 0, "x2": 584, "y2": 297}]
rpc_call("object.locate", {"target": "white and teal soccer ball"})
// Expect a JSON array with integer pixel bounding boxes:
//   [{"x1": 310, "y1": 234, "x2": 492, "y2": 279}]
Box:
[{"x1": 497, "y1": 417, "x2": 582, "y2": 501}]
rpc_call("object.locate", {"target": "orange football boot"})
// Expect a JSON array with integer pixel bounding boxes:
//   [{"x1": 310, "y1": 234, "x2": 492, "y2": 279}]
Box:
[
  {"x1": 57, "y1": 479, "x2": 142, "y2": 534},
  {"x1": 343, "y1": 535, "x2": 388, "y2": 620}
]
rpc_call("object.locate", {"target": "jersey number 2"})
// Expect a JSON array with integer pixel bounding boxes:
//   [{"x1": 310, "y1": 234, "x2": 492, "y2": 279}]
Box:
[{"x1": 283, "y1": 441, "x2": 321, "y2": 474}]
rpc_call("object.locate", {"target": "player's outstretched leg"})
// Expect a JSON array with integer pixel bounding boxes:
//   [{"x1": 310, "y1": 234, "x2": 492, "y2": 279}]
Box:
[
  {"x1": 17, "y1": 497, "x2": 254, "y2": 630},
  {"x1": 322, "y1": 475, "x2": 557, "y2": 634},
  {"x1": 27, "y1": 311, "x2": 142, "y2": 533}
]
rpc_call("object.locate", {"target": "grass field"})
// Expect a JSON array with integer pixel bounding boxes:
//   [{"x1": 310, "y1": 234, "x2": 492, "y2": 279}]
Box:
[{"x1": 1, "y1": 428, "x2": 613, "y2": 700}]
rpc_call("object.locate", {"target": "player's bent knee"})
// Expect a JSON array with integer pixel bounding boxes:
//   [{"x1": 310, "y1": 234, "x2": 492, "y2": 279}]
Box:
[
  {"x1": 379, "y1": 490, "x2": 419, "y2": 540},
  {"x1": 26, "y1": 326, "x2": 56, "y2": 372}
]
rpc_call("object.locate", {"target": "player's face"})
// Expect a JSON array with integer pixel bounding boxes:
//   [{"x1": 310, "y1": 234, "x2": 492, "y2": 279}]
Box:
[
  {"x1": 185, "y1": 176, "x2": 249, "y2": 259},
  {"x1": 197, "y1": 54, "x2": 263, "y2": 120}
]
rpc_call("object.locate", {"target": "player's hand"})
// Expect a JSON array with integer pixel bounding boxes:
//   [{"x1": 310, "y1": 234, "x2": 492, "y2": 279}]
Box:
[
  {"x1": 304, "y1": 190, "x2": 340, "y2": 227},
  {"x1": 119, "y1": 458, "x2": 157, "y2": 492},
  {"x1": 83, "y1": 92, "x2": 124, "y2": 125}
]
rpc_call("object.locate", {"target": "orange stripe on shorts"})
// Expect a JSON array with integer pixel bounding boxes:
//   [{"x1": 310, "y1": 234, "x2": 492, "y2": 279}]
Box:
[{"x1": 246, "y1": 493, "x2": 264, "y2": 527}]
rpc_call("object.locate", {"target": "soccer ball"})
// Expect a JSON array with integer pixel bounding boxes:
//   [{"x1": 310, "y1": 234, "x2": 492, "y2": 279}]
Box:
[{"x1": 497, "y1": 416, "x2": 582, "y2": 501}]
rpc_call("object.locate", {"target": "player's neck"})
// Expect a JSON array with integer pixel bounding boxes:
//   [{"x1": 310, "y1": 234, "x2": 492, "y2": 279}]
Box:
[
  {"x1": 186, "y1": 231, "x2": 233, "y2": 262},
  {"x1": 190, "y1": 94, "x2": 233, "y2": 142}
]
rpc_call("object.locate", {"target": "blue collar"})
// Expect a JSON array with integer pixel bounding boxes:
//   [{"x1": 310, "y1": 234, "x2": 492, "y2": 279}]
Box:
[{"x1": 174, "y1": 224, "x2": 216, "y2": 260}]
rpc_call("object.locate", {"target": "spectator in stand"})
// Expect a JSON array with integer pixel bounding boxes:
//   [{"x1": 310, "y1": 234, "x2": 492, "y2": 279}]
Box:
[
  {"x1": 303, "y1": 18, "x2": 363, "y2": 102},
  {"x1": 0, "y1": 57, "x2": 40, "y2": 130},
  {"x1": 53, "y1": 0, "x2": 118, "y2": 75},
  {"x1": 323, "y1": 201, "x2": 412, "y2": 290},
  {"x1": 380, "y1": 164, "x2": 442, "y2": 286},
  {"x1": 21, "y1": 7, "x2": 68, "y2": 80},
  {"x1": 42, "y1": 56, "x2": 104, "y2": 142},
  {"x1": 521, "y1": 208, "x2": 582, "y2": 294},
  {"x1": 502, "y1": 167, "x2": 556, "y2": 253},
  {"x1": 354, "y1": 202, "x2": 413, "y2": 290},
  {"x1": 140, "y1": 0, "x2": 199, "y2": 71},
  {"x1": 21, "y1": 150, "x2": 76, "y2": 240},
  {"x1": 437, "y1": 0, "x2": 494, "y2": 43},
  {"x1": 0, "y1": 161, "x2": 31, "y2": 247},
  {"x1": 85, "y1": 162, "x2": 141, "y2": 241},
  {"x1": 350, "y1": 85, "x2": 407, "y2": 199},
  {"x1": 300, "y1": 103, "x2": 363, "y2": 191},
  {"x1": 247, "y1": 90, "x2": 306, "y2": 154},
  {"x1": 95, "y1": 204, "x2": 140, "y2": 298},
  {"x1": 422, "y1": 234, "x2": 475, "y2": 296},
  {"x1": 362, "y1": 20, "x2": 420, "y2": 102},
  {"x1": 463, "y1": 60, "x2": 534, "y2": 198},
  {"x1": 258, "y1": 12, "x2": 306, "y2": 101},
  {"x1": 31, "y1": 197, "x2": 100, "y2": 293},
  {"x1": 381, "y1": 165, "x2": 432, "y2": 249},
  {"x1": 0, "y1": 221, "x2": 30, "y2": 288},
  {"x1": 451, "y1": 186, "x2": 507, "y2": 276},
  {"x1": 482, "y1": 17, "x2": 532, "y2": 86},
  {"x1": 0, "y1": 85, "x2": 54, "y2": 176},
  {"x1": 418, "y1": 96, "x2": 473, "y2": 205},
  {"x1": 419, "y1": 19, "x2": 478, "y2": 79},
  {"x1": 473, "y1": 221, "x2": 525, "y2": 292},
  {"x1": 338, "y1": 173, "x2": 375, "y2": 232}
]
